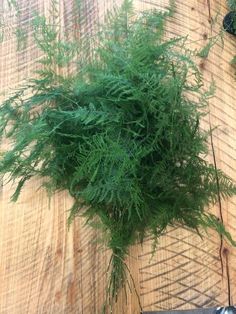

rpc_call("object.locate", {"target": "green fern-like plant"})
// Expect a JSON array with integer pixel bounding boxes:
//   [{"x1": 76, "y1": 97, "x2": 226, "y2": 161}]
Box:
[{"x1": 1, "y1": 0, "x2": 236, "y2": 310}]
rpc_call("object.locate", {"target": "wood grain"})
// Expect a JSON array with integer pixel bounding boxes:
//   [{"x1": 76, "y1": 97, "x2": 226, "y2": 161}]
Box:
[
  {"x1": 0, "y1": 0, "x2": 236, "y2": 313},
  {"x1": 143, "y1": 308, "x2": 216, "y2": 314}
]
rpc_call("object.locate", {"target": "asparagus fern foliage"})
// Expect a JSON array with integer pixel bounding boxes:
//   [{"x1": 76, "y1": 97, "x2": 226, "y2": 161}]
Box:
[{"x1": 1, "y1": 0, "x2": 236, "y2": 309}]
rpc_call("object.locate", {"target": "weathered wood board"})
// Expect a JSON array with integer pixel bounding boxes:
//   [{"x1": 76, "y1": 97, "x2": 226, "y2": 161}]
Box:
[
  {"x1": 0, "y1": 0, "x2": 236, "y2": 313},
  {"x1": 143, "y1": 308, "x2": 216, "y2": 314}
]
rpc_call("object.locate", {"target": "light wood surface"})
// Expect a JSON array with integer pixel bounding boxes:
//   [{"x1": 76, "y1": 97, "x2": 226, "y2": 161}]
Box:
[
  {"x1": 143, "y1": 308, "x2": 216, "y2": 314},
  {"x1": 0, "y1": 0, "x2": 236, "y2": 313}
]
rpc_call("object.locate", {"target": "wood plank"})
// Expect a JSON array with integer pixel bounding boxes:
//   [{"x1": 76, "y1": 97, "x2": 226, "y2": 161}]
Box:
[{"x1": 143, "y1": 308, "x2": 216, "y2": 314}]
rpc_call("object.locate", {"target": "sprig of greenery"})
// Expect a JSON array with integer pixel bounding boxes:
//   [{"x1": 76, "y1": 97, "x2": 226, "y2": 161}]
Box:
[
  {"x1": 14, "y1": 27, "x2": 27, "y2": 51},
  {"x1": 197, "y1": 31, "x2": 224, "y2": 59},
  {"x1": 7, "y1": 0, "x2": 20, "y2": 14},
  {"x1": 1, "y1": 0, "x2": 236, "y2": 310},
  {"x1": 0, "y1": 17, "x2": 4, "y2": 43}
]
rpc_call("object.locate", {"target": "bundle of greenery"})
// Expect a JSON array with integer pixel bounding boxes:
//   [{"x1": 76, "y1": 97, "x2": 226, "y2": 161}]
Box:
[{"x1": 1, "y1": 0, "x2": 236, "y2": 309}]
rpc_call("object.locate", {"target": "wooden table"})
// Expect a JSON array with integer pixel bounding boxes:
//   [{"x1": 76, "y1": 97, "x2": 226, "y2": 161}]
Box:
[{"x1": 143, "y1": 308, "x2": 216, "y2": 314}]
